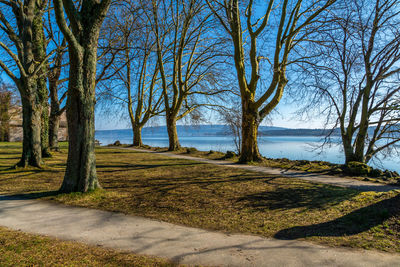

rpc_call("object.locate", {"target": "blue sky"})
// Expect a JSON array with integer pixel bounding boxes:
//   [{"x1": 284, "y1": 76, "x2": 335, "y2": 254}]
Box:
[
  {"x1": 0, "y1": 0, "x2": 329, "y2": 132},
  {"x1": 94, "y1": 101, "x2": 326, "y2": 130}
]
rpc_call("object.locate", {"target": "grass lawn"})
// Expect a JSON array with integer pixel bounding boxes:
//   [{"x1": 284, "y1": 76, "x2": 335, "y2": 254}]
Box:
[
  {"x1": 1, "y1": 142, "x2": 400, "y2": 254},
  {"x1": 144, "y1": 146, "x2": 399, "y2": 185},
  {"x1": 0, "y1": 226, "x2": 177, "y2": 266}
]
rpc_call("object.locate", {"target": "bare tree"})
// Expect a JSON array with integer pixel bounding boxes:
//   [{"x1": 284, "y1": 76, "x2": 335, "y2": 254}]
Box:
[
  {"x1": 206, "y1": 0, "x2": 336, "y2": 162},
  {"x1": 97, "y1": 1, "x2": 164, "y2": 147},
  {"x1": 0, "y1": 0, "x2": 50, "y2": 167},
  {"x1": 149, "y1": 0, "x2": 227, "y2": 151},
  {"x1": 297, "y1": 0, "x2": 400, "y2": 165},
  {"x1": 33, "y1": 0, "x2": 52, "y2": 157},
  {"x1": 45, "y1": 3, "x2": 68, "y2": 151},
  {"x1": 127, "y1": 39, "x2": 163, "y2": 147},
  {"x1": 53, "y1": 0, "x2": 112, "y2": 193},
  {"x1": 218, "y1": 100, "x2": 242, "y2": 154},
  {"x1": 47, "y1": 39, "x2": 67, "y2": 151}
]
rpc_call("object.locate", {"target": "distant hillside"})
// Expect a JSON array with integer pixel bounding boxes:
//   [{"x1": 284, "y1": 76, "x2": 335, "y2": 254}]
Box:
[
  {"x1": 258, "y1": 127, "x2": 397, "y2": 137},
  {"x1": 140, "y1": 125, "x2": 287, "y2": 137},
  {"x1": 259, "y1": 128, "x2": 341, "y2": 136},
  {"x1": 97, "y1": 125, "x2": 390, "y2": 137}
]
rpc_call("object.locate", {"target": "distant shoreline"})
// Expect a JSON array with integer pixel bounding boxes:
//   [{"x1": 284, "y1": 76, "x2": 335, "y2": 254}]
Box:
[{"x1": 95, "y1": 125, "x2": 343, "y2": 137}]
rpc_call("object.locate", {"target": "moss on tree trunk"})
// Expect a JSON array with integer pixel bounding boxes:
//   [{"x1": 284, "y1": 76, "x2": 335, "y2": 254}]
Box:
[
  {"x1": 48, "y1": 86, "x2": 60, "y2": 151},
  {"x1": 166, "y1": 115, "x2": 180, "y2": 151},
  {"x1": 0, "y1": 92, "x2": 10, "y2": 142},
  {"x1": 53, "y1": 0, "x2": 112, "y2": 192},
  {"x1": 133, "y1": 125, "x2": 143, "y2": 147},
  {"x1": 60, "y1": 44, "x2": 99, "y2": 193},
  {"x1": 17, "y1": 87, "x2": 42, "y2": 168},
  {"x1": 239, "y1": 100, "x2": 262, "y2": 163},
  {"x1": 32, "y1": 5, "x2": 50, "y2": 158}
]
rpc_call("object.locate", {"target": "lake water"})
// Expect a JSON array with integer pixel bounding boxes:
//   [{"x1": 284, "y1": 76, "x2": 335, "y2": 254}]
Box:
[{"x1": 96, "y1": 129, "x2": 400, "y2": 172}]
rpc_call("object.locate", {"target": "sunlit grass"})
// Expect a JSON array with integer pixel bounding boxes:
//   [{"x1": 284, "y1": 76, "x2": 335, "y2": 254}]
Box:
[
  {"x1": 0, "y1": 226, "x2": 178, "y2": 266},
  {"x1": 1, "y1": 142, "x2": 400, "y2": 253}
]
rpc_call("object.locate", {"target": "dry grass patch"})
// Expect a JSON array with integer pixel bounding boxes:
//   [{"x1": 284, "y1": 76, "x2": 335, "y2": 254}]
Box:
[
  {"x1": 1, "y1": 142, "x2": 400, "y2": 253},
  {"x1": 0, "y1": 226, "x2": 178, "y2": 266},
  {"x1": 139, "y1": 145, "x2": 399, "y2": 185}
]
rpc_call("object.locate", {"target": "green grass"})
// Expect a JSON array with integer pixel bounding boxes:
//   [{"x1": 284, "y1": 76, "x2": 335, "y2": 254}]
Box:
[
  {"x1": 1, "y1": 142, "x2": 400, "y2": 253},
  {"x1": 0, "y1": 226, "x2": 178, "y2": 266}
]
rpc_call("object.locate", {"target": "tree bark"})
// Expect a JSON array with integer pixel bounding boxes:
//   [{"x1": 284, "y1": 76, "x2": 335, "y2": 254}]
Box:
[
  {"x1": 54, "y1": 0, "x2": 111, "y2": 193},
  {"x1": 59, "y1": 42, "x2": 99, "y2": 193},
  {"x1": 32, "y1": 4, "x2": 51, "y2": 158},
  {"x1": 239, "y1": 100, "x2": 262, "y2": 162},
  {"x1": 341, "y1": 134, "x2": 358, "y2": 164},
  {"x1": 39, "y1": 78, "x2": 51, "y2": 157},
  {"x1": 133, "y1": 125, "x2": 143, "y2": 147},
  {"x1": 344, "y1": 148, "x2": 361, "y2": 164},
  {"x1": 343, "y1": 141, "x2": 365, "y2": 164},
  {"x1": 166, "y1": 115, "x2": 180, "y2": 151},
  {"x1": 49, "y1": 94, "x2": 60, "y2": 151},
  {"x1": 48, "y1": 76, "x2": 63, "y2": 151},
  {"x1": 0, "y1": 92, "x2": 10, "y2": 142},
  {"x1": 48, "y1": 44, "x2": 66, "y2": 151},
  {"x1": 17, "y1": 87, "x2": 42, "y2": 168}
]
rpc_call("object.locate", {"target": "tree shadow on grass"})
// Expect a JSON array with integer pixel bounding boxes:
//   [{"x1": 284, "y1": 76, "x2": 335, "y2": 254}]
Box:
[
  {"x1": 237, "y1": 184, "x2": 359, "y2": 211},
  {"x1": 0, "y1": 168, "x2": 62, "y2": 176},
  {"x1": 0, "y1": 150, "x2": 21, "y2": 155},
  {"x1": 274, "y1": 194, "x2": 400, "y2": 239},
  {"x1": 96, "y1": 162, "x2": 203, "y2": 173},
  {"x1": 0, "y1": 191, "x2": 60, "y2": 200},
  {"x1": 102, "y1": 174, "x2": 278, "y2": 194},
  {"x1": 96, "y1": 150, "x2": 137, "y2": 155}
]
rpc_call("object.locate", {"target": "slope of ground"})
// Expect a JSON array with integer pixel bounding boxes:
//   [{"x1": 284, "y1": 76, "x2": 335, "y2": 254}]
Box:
[{"x1": 0, "y1": 142, "x2": 399, "y2": 253}]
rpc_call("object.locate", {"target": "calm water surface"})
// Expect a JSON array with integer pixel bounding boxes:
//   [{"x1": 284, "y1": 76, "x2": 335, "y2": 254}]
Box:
[{"x1": 96, "y1": 129, "x2": 400, "y2": 172}]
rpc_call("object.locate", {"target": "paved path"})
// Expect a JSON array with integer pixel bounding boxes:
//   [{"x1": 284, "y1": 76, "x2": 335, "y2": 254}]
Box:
[
  {"x1": 0, "y1": 195, "x2": 399, "y2": 267},
  {"x1": 120, "y1": 147, "x2": 400, "y2": 192}
]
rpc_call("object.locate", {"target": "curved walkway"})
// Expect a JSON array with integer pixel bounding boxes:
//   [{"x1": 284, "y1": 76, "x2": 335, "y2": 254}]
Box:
[
  {"x1": 123, "y1": 147, "x2": 400, "y2": 192},
  {"x1": 0, "y1": 195, "x2": 399, "y2": 267}
]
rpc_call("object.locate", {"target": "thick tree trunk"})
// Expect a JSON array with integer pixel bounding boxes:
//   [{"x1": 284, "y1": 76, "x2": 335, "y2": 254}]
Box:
[
  {"x1": 32, "y1": 8, "x2": 51, "y2": 158},
  {"x1": 17, "y1": 93, "x2": 42, "y2": 167},
  {"x1": 0, "y1": 93, "x2": 10, "y2": 142},
  {"x1": 60, "y1": 45, "x2": 99, "y2": 193},
  {"x1": 344, "y1": 148, "x2": 363, "y2": 164},
  {"x1": 344, "y1": 149, "x2": 365, "y2": 164},
  {"x1": 239, "y1": 100, "x2": 262, "y2": 163},
  {"x1": 354, "y1": 129, "x2": 367, "y2": 164},
  {"x1": 342, "y1": 134, "x2": 365, "y2": 164},
  {"x1": 133, "y1": 125, "x2": 143, "y2": 147},
  {"x1": 53, "y1": 0, "x2": 112, "y2": 193},
  {"x1": 39, "y1": 82, "x2": 51, "y2": 158},
  {"x1": 49, "y1": 80, "x2": 61, "y2": 151},
  {"x1": 49, "y1": 109, "x2": 60, "y2": 150},
  {"x1": 166, "y1": 115, "x2": 180, "y2": 151}
]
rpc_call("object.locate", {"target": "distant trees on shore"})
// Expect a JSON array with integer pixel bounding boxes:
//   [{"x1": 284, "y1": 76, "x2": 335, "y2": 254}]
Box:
[{"x1": 0, "y1": 0, "x2": 399, "y2": 192}]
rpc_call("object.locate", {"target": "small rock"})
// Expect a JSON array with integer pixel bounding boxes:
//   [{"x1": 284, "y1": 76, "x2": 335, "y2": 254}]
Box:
[
  {"x1": 186, "y1": 147, "x2": 198, "y2": 154},
  {"x1": 113, "y1": 140, "x2": 121, "y2": 146},
  {"x1": 224, "y1": 151, "x2": 237, "y2": 159}
]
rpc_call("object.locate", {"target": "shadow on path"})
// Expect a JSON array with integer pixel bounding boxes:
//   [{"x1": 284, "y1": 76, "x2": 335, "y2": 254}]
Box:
[
  {"x1": 274, "y1": 194, "x2": 400, "y2": 239},
  {"x1": 0, "y1": 191, "x2": 60, "y2": 201},
  {"x1": 237, "y1": 184, "x2": 359, "y2": 211}
]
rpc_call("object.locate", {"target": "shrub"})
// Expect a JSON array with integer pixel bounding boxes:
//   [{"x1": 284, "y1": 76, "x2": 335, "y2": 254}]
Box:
[
  {"x1": 186, "y1": 147, "x2": 198, "y2": 154},
  {"x1": 113, "y1": 140, "x2": 121, "y2": 146},
  {"x1": 345, "y1": 161, "x2": 372, "y2": 176},
  {"x1": 224, "y1": 151, "x2": 236, "y2": 159}
]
